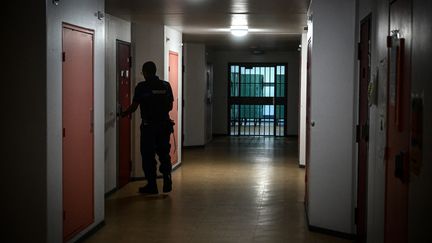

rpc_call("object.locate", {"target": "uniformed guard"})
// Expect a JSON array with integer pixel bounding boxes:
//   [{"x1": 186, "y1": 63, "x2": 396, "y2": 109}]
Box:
[{"x1": 121, "y1": 61, "x2": 174, "y2": 194}]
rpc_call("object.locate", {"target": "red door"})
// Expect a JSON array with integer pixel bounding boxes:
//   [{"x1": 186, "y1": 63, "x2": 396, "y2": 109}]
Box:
[
  {"x1": 385, "y1": 0, "x2": 412, "y2": 242},
  {"x1": 62, "y1": 24, "x2": 94, "y2": 241},
  {"x1": 117, "y1": 41, "x2": 132, "y2": 188},
  {"x1": 305, "y1": 39, "x2": 312, "y2": 209},
  {"x1": 169, "y1": 51, "x2": 179, "y2": 164},
  {"x1": 357, "y1": 15, "x2": 371, "y2": 243}
]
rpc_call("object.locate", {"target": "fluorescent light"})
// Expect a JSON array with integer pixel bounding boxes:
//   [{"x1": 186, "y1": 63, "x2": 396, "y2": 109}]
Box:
[{"x1": 230, "y1": 25, "x2": 249, "y2": 37}]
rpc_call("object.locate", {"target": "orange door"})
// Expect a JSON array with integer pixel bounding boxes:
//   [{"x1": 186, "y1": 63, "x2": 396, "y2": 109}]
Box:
[
  {"x1": 357, "y1": 15, "x2": 371, "y2": 243},
  {"x1": 385, "y1": 0, "x2": 412, "y2": 242},
  {"x1": 117, "y1": 41, "x2": 132, "y2": 188},
  {"x1": 169, "y1": 51, "x2": 179, "y2": 164},
  {"x1": 62, "y1": 24, "x2": 94, "y2": 241}
]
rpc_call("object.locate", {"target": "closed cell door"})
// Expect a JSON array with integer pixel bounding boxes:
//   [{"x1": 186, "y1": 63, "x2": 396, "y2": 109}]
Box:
[
  {"x1": 62, "y1": 24, "x2": 94, "y2": 241},
  {"x1": 385, "y1": 0, "x2": 412, "y2": 242},
  {"x1": 169, "y1": 51, "x2": 179, "y2": 164},
  {"x1": 117, "y1": 41, "x2": 132, "y2": 188},
  {"x1": 357, "y1": 15, "x2": 371, "y2": 243}
]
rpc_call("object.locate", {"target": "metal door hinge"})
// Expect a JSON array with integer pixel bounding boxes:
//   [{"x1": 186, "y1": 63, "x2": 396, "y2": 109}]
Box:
[
  {"x1": 62, "y1": 52, "x2": 66, "y2": 62},
  {"x1": 63, "y1": 210, "x2": 66, "y2": 220},
  {"x1": 356, "y1": 125, "x2": 360, "y2": 143},
  {"x1": 63, "y1": 128, "x2": 66, "y2": 138},
  {"x1": 357, "y1": 43, "x2": 361, "y2": 60}
]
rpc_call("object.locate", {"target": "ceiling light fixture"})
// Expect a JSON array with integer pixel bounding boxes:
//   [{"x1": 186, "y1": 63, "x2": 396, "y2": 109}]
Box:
[{"x1": 230, "y1": 25, "x2": 249, "y2": 37}]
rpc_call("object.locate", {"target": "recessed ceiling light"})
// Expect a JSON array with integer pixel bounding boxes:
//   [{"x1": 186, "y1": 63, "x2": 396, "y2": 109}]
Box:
[{"x1": 230, "y1": 25, "x2": 249, "y2": 37}]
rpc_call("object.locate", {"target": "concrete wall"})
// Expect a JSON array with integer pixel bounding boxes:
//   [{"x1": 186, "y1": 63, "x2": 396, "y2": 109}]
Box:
[
  {"x1": 104, "y1": 15, "x2": 131, "y2": 193},
  {"x1": 46, "y1": 0, "x2": 106, "y2": 242},
  {"x1": 307, "y1": 0, "x2": 357, "y2": 234},
  {"x1": 2, "y1": 2, "x2": 47, "y2": 242},
  {"x1": 183, "y1": 43, "x2": 207, "y2": 146},
  {"x1": 130, "y1": 24, "x2": 182, "y2": 177},
  {"x1": 208, "y1": 50, "x2": 300, "y2": 136}
]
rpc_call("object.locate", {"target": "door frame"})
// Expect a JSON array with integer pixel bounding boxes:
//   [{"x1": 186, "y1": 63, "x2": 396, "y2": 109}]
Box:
[
  {"x1": 116, "y1": 39, "x2": 132, "y2": 188},
  {"x1": 305, "y1": 38, "x2": 312, "y2": 210}
]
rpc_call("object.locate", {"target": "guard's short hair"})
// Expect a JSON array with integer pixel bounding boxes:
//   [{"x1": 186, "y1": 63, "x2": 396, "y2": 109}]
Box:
[{"x1": 142, "y1": 61, "x2": 157, "y2": 76}]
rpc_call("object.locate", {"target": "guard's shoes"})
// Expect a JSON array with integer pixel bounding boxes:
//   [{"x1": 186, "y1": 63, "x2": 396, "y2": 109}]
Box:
[
  {"x1": 138, "y1": 184, "x2": 158, "y2": 194},
  {"x1": 163, "y1": 174, "x2": 172, "y2": 193}
]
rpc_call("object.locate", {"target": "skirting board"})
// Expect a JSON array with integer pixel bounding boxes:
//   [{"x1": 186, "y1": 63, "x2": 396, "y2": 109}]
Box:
[
  {"x1": 304, "y1": 203, "x2": 356, "y2": 240},
  {"x1": 75, "y1": 220, "x2": 106, "y2": 243}
]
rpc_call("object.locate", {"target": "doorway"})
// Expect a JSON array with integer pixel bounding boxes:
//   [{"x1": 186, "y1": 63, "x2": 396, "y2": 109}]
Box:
[
  {"x1": 117, "y1": 40, "x2": 132, "y2": 188},
  {"x1": 169, "y1": 51, "x2": 179, "y2": 164},
  {"x1": 228, "y1": 63, "x2": 288, "y2": 136},
  {"x1": 62, "y1": 23, "x2": 94, "y2": 241},
  {"x1": 356, "y1": 14, "x2": 371, "y2": 243}
]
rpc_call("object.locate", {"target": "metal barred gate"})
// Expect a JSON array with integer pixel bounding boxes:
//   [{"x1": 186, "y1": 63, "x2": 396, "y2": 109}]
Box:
[{"x1": 228, "y1": 63, "x2": 288, "y2": 136}]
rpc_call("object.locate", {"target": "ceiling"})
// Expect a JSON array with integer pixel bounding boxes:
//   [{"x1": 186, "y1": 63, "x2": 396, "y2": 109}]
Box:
[{"x1": 106, "y1": 0, "x2": 310, "y2": 51}]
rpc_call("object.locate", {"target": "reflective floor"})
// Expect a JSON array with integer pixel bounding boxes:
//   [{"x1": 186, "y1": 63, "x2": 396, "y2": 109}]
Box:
[{"x1": 85, "y1": 136, "x2": 353, "y2": 243}]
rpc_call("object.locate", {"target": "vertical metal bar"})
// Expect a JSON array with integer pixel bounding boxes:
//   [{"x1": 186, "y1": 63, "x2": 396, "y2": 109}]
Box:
[
  {"x1": 284, "y1": 64, "x2": 288, "y2": 136},
  {"x1": 228, "y1": 65, "x2": 231, "y2": 135},
  {"x1": 273, "y1": 66, "x2": 277, "y2": 137},
  {"x1": 248, "y1": 105, "x2": 251, "y2": 135},
  {"x1": 264, "y1": 105, "x2": 266, "y2": 136},
  {"x1": 253, "y1": 104, "x2": 256, "y2": 136},
  {"x1": 238, "y1": 66, "x2": 242, "y2": 136}
]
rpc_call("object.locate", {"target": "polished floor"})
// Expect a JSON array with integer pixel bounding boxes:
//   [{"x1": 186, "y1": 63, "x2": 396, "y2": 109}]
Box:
[{"x1": 86, "y1": 136, "x2": 353, "y2": 243}]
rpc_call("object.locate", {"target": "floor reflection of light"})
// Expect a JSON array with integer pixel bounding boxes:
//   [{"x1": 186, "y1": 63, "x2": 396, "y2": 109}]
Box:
[
  {"x1": 231, "y1": 0, "x2": 249, "y2": 13},
  {"x1": 254, "y1": 159, "x2": 273, "y2": 199}
]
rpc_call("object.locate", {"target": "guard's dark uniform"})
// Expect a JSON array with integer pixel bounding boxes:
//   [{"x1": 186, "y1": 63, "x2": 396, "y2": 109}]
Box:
[{"x1": 133, "y1": 75, "x2": 174, "y2": 185}]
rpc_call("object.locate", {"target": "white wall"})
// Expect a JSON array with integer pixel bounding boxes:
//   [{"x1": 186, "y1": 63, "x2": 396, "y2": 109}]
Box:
[
  {"x1": 299, "y1": 30, "x2": 308, "y2": 167},
  {"x1": 105, "y1": 15, "x2": 131, "y2": 193},
  {"x1": 183, "y1": 43, "x2": 207, "y2": 146},
  {"x1": 208, "y1": 50, "x2": 300, "y2": 136},
  {"x1": 164, "y1": 26, "x2": 183, "y2": 167},
  {"x1": 130, "y1": 24, "x2": 182, "y2": 177},
  {"x1": 46, "y1": 0, "x2": 105, "y2": 242},
  {"x1": 2, "y1": 2, "x2": 47, "y2": 242},
  {"x1": 307, "y1": 0, "x2": 357, "y2": 234}
]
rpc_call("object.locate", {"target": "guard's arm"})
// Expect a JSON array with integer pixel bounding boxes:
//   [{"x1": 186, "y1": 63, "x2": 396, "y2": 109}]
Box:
[{"x1": 121, "y1": 101, "x2": 139, "y2": 117}]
